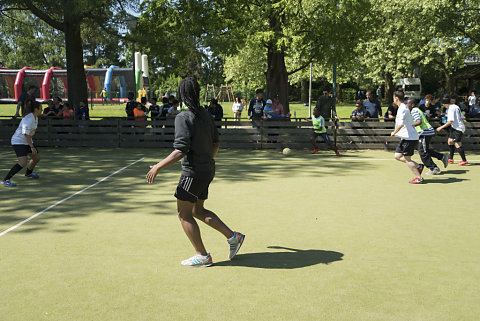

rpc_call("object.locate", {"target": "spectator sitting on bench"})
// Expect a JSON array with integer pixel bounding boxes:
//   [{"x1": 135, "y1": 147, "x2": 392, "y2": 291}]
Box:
[
  {"x1": 43, "y1": 100, "x2": 57, "y2": 118},
  {"x1": 62, "y1": 102, "x2": 74, "y2": 120},
  {"x1": 350, "y1": 101, "x2": 365, "y2": 121},
  {"x1": 384, "y1": 102, "x2": 398, "y2": 121},
  {"x1": 76, "y1": 99, "x2": 90, "y2": 120},
  {"x1": 207, "y1": 98, "x2": 224, "y2": 121},
  {"x1": 466, "y1": 103, "x2": 480, "y2": 119},
  {"x1": 272, "y1": 95, "x2": 285, "y2": 118},
  {"x1": 167, "y1": 100, "x2": 180, "y2": 118},
  {"x1": 263, "y1": 99, "x2": 276, "y2": 119}
]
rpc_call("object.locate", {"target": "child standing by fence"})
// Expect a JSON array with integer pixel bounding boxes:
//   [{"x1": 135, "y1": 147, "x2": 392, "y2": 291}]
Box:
[{"x1": 310, "y1": 107, "x2": 340, "y2": 156}]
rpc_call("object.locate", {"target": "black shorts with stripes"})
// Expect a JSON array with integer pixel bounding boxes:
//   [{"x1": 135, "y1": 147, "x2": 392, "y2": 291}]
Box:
[{"x1": 174, "y1": 174, "x2": 214, "y2": 203}]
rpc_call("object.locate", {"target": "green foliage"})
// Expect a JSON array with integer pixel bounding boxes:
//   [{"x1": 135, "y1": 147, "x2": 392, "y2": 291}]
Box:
[{"x1": 0, "y1": 10, "x2": 65, "y2": 68}]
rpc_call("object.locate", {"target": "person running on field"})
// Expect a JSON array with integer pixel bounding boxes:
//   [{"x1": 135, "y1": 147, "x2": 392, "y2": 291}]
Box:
[
  {"x1": 390, "y1": 91, "x2": 424, "y2": 184},
  {"x1": 436, "y1": 96, "x2": 469, "y2": 166},
  {"x1": 146, "y1": 77, "x2": 245, "y2": 267},
  {"x1": 409, "y1": 98, "x2": 449, "y2": 175},
  {"x1": 310, "y1": 107, "x2": 340, "y2": 156},
  {"x1": 2, "y1": 100, "x2": 42, "y2": 187}
]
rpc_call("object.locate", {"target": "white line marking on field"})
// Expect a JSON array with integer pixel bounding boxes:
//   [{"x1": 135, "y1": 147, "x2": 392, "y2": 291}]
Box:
[{"x1": 0, "y1": 157, "x2": 145, "y2": 237}]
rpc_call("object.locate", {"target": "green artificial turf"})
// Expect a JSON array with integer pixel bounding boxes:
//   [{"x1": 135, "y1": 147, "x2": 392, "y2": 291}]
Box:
[{"x1": 0, "y1": 148, "x2": 479, "y2": 320}]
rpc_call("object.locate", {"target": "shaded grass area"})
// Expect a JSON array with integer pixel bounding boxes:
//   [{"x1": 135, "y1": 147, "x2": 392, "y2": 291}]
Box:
[{"x1": 0, "y1": 148, "x2": 479, "y2": 320}]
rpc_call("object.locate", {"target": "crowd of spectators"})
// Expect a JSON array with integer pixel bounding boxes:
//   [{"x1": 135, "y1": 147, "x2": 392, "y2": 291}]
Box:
[{"x1": 350, "y1": 89, "x2": 480, "y2": 122}]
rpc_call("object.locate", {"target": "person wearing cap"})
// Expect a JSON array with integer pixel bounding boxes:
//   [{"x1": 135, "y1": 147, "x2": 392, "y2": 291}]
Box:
[{"x1": 263, "y1": 99, "x2": 276, "y2": 119}]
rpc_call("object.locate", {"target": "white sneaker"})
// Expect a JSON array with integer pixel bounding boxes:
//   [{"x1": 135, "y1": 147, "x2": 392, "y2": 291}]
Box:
[
  {"x1": 228, "y1": 232, "x2": 245, "y2": 260},
  {"x1": 181, "y1": 253, "x2": 213, "y2": 267}
]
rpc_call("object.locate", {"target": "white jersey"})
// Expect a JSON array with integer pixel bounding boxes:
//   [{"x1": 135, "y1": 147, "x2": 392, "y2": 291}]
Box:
[
  {"x1": 11, "y1": 113, "x2": 38, "y2": 145},
  {"x1": 447, "y1": 104, "x2": 465, "y2": 132},
  {"x1": 395, "y1": 103, "x2": 419, "y2": 140}
]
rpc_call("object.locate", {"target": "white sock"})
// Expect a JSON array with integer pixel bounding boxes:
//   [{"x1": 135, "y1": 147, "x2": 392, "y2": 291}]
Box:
[{"x1": 227, "y1": 233, "x2": 236, "y2": 243}]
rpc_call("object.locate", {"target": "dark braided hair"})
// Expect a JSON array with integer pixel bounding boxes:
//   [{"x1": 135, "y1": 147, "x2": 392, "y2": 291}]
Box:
[{"x1": 178, "y1": 77, "x2": 201, "y2": 116}]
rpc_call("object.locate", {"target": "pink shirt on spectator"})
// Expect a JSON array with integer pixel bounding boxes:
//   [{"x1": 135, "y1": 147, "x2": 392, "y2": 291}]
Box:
[{"x1": 272, "y1": 103, "x2": 283, "y2": 115}]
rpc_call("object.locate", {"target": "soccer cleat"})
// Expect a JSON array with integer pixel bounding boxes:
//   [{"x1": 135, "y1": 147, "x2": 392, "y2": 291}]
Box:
[
  {"x1": 458, "y1": 161, "x2": 470, "y2": 166},
  {"x1": 228, "y1": 231, "x2": 245, "y2": 260},
  {"x1": 1, "y1": 179, "x2": 16, "y2": 187},
  {"x1": 311, "y1": 149, "x2": 320, "y2": 154},
  {"x1": 448, "y1": 158, "x2": 454, "y2": 164},
  {"x1": 417, "y1": 164, "x2": 424, "y2": 175},
  {"x1": 25, "y1": 173, "x2": 39, "y2": 179},
  {"x1": 442, "y1": 154, "x2": 449, "y2": 168},
  {"x1": 181, "y1": 253, "x2": 213, "y2": 267},
  {"x1": 335, "y1": 151, "x2": 340, "y2": 157},
  {"x1": 409, "y1": 177, "x2": 424, "y2": 184}
]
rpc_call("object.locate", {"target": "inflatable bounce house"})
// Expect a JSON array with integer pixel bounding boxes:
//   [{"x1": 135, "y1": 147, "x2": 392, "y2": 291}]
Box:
[{"x1": 0, "y1": 53, "x2": 149, "y2": 104}]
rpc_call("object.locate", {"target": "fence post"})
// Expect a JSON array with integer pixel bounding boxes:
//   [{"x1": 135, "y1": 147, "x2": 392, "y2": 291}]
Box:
[
  {"x1": 117, "y1": 119, "x2": 121, "y2": 148},
  {"x1": 260, "y1": 119, "x2": 264, "y2": 149}
]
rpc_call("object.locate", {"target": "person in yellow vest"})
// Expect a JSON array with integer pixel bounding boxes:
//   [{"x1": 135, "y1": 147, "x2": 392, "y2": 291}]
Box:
[
  {"x1": 101, "y1": 88, "x2": 108, "y2": 105},
  {"x1": 310, "y1": 107, "x2": 340, "y2": 156},
  {"x1": 410, "y1": 98, "x2": 449, "y2": 175}
]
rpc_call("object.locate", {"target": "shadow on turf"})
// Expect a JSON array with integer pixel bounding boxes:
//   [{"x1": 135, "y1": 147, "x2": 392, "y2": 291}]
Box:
[
  {"x1": 424, "y1": 177, "x2": 469, "y2": 184},
  {"x1": 214, "y1": 246, "x2": 343, "y2": 269}
]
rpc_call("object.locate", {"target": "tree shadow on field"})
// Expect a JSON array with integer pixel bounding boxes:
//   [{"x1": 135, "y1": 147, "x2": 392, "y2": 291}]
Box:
[{"x1": 214, "y1": 246, "x2": 343, "y2": 269}]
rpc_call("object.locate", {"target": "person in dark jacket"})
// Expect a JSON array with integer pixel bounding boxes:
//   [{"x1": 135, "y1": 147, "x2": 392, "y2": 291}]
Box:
[{"x1": 146, "y1": 77, "x2": 245, "y2": 267}]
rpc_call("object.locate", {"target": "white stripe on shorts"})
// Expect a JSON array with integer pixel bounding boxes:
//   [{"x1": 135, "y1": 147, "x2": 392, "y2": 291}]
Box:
[{"x1": 183, "y1": 177, "x2": 193, "y2": 191}]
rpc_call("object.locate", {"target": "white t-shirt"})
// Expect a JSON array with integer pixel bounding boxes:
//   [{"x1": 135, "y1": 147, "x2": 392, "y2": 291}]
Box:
[
  {"x1": 447, "y1": 104, "x2": 465, "y2": 132},
  {"x1": 11, "y1": 113, "x2": 38, "y2": 145},
  {"x1": 232, "y1": 102, "x2": 243, "y2": 112},
  {"x1": 395, "y1": 103, "x2": 419, "y2": 140},
  {"x1": 468, "y1": 95, "x2": 477, "y2": 107}
]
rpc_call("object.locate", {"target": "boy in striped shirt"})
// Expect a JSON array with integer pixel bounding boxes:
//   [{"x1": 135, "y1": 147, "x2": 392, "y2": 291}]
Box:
[{"x1": 409, "y1": 98, "x2": 449, "y2": 175}]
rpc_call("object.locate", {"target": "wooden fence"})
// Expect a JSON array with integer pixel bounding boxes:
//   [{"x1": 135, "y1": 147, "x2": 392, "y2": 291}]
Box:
[{"x1": 1, "y1": 118, "x2": 480, "y2": 150}]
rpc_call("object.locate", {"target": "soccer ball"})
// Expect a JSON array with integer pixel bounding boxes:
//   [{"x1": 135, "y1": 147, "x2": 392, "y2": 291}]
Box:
[{"x1": 282, "y1": 148, "x2": 291, "y2": 156}]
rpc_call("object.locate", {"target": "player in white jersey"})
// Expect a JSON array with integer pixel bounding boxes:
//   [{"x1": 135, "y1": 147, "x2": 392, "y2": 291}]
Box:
[
  {"x1": 390, "y1": 91, "x2": 424, "y2": 184},
  {"x1": 1, "y1": 100, "x2": 42, "y2": 187},
  {"x1": 436, "y1": 96, "x2": 469, "y2": 166}
]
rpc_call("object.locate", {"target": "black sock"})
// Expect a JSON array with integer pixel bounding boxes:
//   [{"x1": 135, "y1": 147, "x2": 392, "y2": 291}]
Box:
[
  {"x1": 4, "y1": 164, "x2": 23, "y2": 181},
  {"x1": 457, "y1": 147, "x2": 467, "y2": 162},
  {"x1": 449, "y1": 145, "x2": 455, "y2": 159},
  {"x1": 25, "y1": 167, "x2": 33, "y2": 176}
]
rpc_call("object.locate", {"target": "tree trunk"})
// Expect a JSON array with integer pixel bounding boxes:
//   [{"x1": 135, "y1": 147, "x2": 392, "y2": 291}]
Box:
[
  {"x1": 266, "y1": 45, "x2": 289, "y2": 114},
  {"x1": 300, "y1": 78, "x2": 308, "y2": 103},
  {"x1": 384, "y1": 73, "x2": 394, "y2": 104},
  {"x1": 64, "y1": 19, "x2": 88, "y2": 113},
  {"x1": 445, "y1": 72, "x2": 455, "y2": 95}
]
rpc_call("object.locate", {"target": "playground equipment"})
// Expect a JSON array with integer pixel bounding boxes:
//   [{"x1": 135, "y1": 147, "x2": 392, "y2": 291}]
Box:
[
  {"x1": 204, "y1": 84, "x2": 235, "y2": 103},
  {"x1": 0, "y1": 53, "x2": 149, "y2": 104}
]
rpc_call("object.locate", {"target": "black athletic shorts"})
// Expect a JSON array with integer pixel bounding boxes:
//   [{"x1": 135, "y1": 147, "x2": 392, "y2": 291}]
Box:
[
  {"x1": 12, "y1": 144, "x2": 38, "y2": 157},
  {"x1": 395, "y1": 139, "x2": 417, "y2": 156},
  {"x1": 449, "y1": 128, "x2": 463, "y2": 142},
  {"x1": 174, "y1": 174, "x2": 214, "y2": 203}
]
